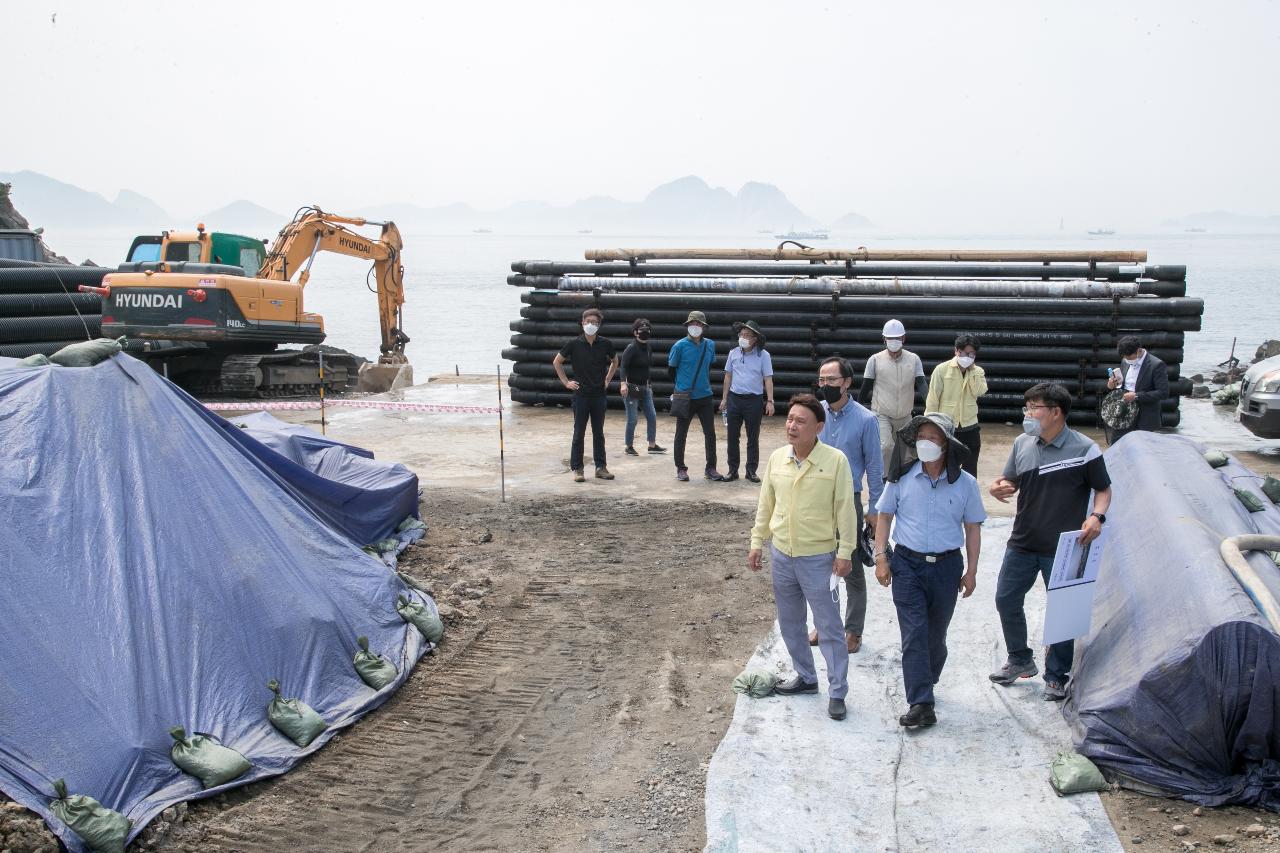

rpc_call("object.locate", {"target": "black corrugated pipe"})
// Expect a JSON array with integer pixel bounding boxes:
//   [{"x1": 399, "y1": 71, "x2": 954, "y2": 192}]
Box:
[
  {"x1": 0, "y1": 293, "x2": 103, "y2": 318},
  {"x1": 0, "y1": 266, "x2": 111, "y2": 294},
  {"x1": 512, "y1": 260, "x2": 1188, "y2": 282},
  {"x1": 0, "y1": 315, "x2": 99, "y2": 343},
  {"x1": 0, "y1": 339, "x2": 89, "y2": 358}
]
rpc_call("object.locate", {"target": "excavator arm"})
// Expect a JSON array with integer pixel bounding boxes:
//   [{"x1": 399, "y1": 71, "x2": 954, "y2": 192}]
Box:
[{"x1": 260, "y1": 206, "x2": 409, "y2": 363}]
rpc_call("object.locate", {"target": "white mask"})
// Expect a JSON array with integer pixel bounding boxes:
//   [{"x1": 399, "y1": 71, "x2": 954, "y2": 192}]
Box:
[
  {"x1": 1123, "y1": 356, "x2": 1139, "y2": 365},
  {"x1": 956, "y1": 354, "x2": 975, "y2": 369},
  {"x1": 583, "y1": 323, "x2": 599, "y2": 336},
  {"x1": 738, "y1": 337, "x2": 752, "y2": 350},
  {"x1": 885, "y1": 339, "x2": 903, "y2": 353},
  {"x1": 688, "y1": 325, "x2": 703, "y2": 338},
  {"x1": 1022, "y1": 416, "x2": 1042, "y2": 437},
  {"x1": 916, "y1": 439, "x2": 944, "y2": 463}
]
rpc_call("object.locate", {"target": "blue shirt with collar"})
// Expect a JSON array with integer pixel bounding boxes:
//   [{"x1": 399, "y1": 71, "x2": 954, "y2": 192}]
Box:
[
  {"x1": 724, "y1": 346, "x2": 774, "y2": 395},
  {"x1": 819, "y1": 397, "x2": 884, "y2": 506},
  {"x1": 668, "y1": 337, "x2": 715, "y2": 399},
  {"x1": 875, "y1": 461, "x2": 987, "y2": 553}
]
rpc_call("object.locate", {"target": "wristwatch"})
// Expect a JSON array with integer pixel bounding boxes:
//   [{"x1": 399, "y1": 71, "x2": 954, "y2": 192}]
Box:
[{"x1": 1090, "y1": 512, "x2": 1106, "y2": 524}]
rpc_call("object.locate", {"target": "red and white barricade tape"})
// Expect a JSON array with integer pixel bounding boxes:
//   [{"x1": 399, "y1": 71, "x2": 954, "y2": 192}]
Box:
[{"x1": 203, "y1": 400, "x2": 502, "y2": 414}]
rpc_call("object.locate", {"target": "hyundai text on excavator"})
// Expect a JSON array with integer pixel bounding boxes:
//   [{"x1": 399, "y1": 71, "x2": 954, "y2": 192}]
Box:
[{"x1": 86, "y1": 206, "x2": 411, "y2": 395}]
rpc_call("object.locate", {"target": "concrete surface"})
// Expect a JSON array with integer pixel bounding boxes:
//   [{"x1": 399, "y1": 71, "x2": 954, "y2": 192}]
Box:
[{"x1": 703, "y1": 518, "x2": 1122, "y2": 853}]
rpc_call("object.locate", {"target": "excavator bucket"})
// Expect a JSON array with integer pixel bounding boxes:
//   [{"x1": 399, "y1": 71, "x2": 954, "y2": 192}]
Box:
[{"x1": 357, "y1": 362, "x2": 414, "y2": 393}]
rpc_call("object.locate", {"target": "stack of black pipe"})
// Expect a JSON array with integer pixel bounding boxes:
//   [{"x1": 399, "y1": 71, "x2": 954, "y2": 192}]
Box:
[
  {"x1": 0, "y1": 259, "x2": 108, "y2": 358},
  {"x1": 503, "y1": 254, "x2": 1201, "y2": 428}
]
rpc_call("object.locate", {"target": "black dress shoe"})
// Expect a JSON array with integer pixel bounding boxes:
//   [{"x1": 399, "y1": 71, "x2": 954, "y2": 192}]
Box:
[
  {"x1": 899, "y1": 703, "x2": 936, "y2": 728},
  {"x1": 745, "y1": 472, "x2": 761, "y2": 483},
  {"x1": 774, "y1": 676, "x2": 819, "y2": 695},
  {"x1": 723, "y1": 471, "x2": 739, "y2": 482},
  {"x1": 828, "y1": 698, "x2": 847, "y2": 720}
]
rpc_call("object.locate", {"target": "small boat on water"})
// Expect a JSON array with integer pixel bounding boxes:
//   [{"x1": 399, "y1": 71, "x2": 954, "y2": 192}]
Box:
[
  {"x1": 1087, "y1": 228, "x2": 1116, "y2": 236},
  {"x1": 775, "y1": 228, "x2": 829, "y2": 241},
  {"x1": 577, "y1": 229, "x2": 593, "y2": 234},
  {"x1": 1185, "y1": 227, "x2": 1207, "y2": 233},
  {"x1": 473, "y1": 227, "x2": 493, "y2": 234}
]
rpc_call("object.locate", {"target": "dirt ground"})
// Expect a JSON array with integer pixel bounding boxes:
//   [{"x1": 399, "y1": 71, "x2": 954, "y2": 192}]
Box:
[{"x1": 5, "y1": 387, "x2": 1280, "y2": 852}]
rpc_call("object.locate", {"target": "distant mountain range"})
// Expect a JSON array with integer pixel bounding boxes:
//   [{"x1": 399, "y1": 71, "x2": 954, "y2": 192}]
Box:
[{"x1": 0, "y1": 170, "x2": 873, "y2": 235}]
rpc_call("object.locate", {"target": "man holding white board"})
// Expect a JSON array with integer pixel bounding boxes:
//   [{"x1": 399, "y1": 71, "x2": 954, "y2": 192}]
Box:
[{"x1": 988, "y1": 383, "x2": 1112, "y2": 701}]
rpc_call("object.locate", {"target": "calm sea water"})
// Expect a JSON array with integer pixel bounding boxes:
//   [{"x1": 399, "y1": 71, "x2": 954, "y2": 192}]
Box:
[{"x1": 51, "y1": 229, "x2": 1278, "y2": 379}]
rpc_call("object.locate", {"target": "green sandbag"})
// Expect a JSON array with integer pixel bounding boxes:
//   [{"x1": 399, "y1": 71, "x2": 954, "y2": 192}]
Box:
[
  {"x1": 169, "y1": 727, "x2": 252, "y2": 789},
  {"x1": 731, "y1": 669, "x2": 779, "y2": 698},
  {"x1": 1235, "y1": 488, "x2": 1266, "y2": 513},
  {"x1": 1049, "y1": 752, "x2": 1109, "y2": 795},
  {"x1": 362, "y1": 537, "x2": 400, "y2": 556},
  {"x1": 397, "y1": 516, "x2": 427, "y2": 533},
  {"x1": 49, "y1": 778, "x2": 132, "y2": 853},
  {"x1": 266, "y1": 679, "x2": 328, "y2": 747},
  {"x1": 48, "y1": 337, "x2": 124, "y2": 367},
  {"x1": 1203, "y1": 450, "x2": 1229, "y2": 468},
  {"x1": 1263, "y1": 475, "x2": 1280, "y2": 504},
  {"x1": 353, "y1": 636, "x2": 398, "y2": 690},
  {"x1": 396, "y1": 594, "x2": 445, "y2": 644},
  {"x1": 19, "y1": 353, "x2": 51, "y2": 367}
]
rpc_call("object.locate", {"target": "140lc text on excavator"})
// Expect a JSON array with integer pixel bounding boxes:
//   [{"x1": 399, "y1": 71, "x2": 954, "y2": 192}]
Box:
[{"x1": 83, "y1": 206, "x2": 412, "y2": 396}]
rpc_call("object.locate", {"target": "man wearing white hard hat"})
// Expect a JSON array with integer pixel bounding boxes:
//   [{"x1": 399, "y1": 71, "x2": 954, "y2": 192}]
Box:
[{"x1": 859, "y1": 319, "x2": 927, "y2": 477}]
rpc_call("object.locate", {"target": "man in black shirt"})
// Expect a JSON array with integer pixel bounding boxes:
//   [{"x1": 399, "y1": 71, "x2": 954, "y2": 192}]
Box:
[
  {"x1": 553, "y1": 308, "x2": 619, "y2": 482},
  {"x1": 988, "y1": 383, "x2": 1112, "y2": 701}
]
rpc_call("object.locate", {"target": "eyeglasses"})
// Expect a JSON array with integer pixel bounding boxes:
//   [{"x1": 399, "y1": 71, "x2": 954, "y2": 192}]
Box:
[
  {"x1": 1022, "y1": 404, "x2": 1056, "y2": 414},
  {"x1": 817, "y1": 376, "x2": 846, "y2": 385}
]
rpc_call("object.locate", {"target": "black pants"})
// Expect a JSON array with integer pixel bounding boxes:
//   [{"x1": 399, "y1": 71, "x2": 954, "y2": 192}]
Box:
[
  {"x1": 570, "y1": 392, "x2": 607, "y2": 471},
  {"x1": 954, "y1": 424, "x2": 981, "y2": 479},
  {"x1": 674, "y1": 394, "x2": 717, "y2": 471},
  {"x1": 726, "y1": 392, "x2": 764, "y2": 475}
]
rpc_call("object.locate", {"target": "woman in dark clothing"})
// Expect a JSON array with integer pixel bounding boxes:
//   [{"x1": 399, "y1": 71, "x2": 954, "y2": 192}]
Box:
[{"x1": 620, "y1": 318, "x2": 665, "y2": 455}]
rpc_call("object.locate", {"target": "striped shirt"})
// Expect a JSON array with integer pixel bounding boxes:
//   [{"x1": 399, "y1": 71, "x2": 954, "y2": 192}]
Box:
[{"x1": 1002, "y1": 427, "x2": 1111, "y2": 555}]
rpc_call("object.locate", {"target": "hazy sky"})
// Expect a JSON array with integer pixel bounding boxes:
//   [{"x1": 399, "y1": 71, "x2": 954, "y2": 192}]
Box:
[{"x1": 7, "y1": 1, "x2": 1280, "y2": 230}]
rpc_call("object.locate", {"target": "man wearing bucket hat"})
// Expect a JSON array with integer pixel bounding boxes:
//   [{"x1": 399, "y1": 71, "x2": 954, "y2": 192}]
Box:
[
  {"x1": 718, "y1": 320, "x2": 774, "y2": 482},
  {"x1": 667, "y1": 310, "x2": 725, "y2": 482},
  {"x1": 873, "y1": 412, "x2": 986, "y2": 729},
  {"x1": 860, "y1": 319, "x2": 928, "y2": 477}
]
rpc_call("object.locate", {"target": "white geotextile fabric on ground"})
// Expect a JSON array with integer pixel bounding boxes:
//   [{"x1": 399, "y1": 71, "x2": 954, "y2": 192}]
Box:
[{"x1": 705, "y1": 518, "x2": 1121, "y2": 853}]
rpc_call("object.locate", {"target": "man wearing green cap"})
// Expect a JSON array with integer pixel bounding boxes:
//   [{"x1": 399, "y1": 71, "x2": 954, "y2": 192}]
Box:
[{"x1": 668, "y1": 310, "x2": 725, "y2": 482}]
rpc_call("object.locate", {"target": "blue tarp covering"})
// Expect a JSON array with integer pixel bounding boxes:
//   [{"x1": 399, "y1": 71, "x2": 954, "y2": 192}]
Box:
[
  {"x1": 0, "y1": 355, "x2": 432, "y2": 851},
  {"x1": 216, "y1": 410, "x2": 419, "y2": 545},
  {"x1": 1066, "y1": 431, "x2": 1280, "y2": 810}
]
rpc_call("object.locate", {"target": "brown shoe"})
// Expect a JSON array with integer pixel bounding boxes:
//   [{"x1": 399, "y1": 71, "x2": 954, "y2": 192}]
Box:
[
  {"x1": 846, "y1": 633, "x2": 862, "y2": 654},
  {"x1": 595, "y1": 467, "x2": 614, "y2": 480},
  {"x1": 808, "y1": 629, "x2": 819, "y2": 646},
  {"x1": 573, "y1": 469, "x2": 586, "y2": 483}
]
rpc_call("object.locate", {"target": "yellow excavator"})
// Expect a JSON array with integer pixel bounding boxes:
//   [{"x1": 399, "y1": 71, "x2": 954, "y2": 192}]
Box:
[{"x1": 89, "y1": 206, "x2": 411, "y2": 395}]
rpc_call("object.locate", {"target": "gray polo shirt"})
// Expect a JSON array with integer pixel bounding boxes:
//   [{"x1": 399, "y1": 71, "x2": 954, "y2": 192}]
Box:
[{"x1": 1003, "y1": 427, "x2": 1111, "y2": 555}]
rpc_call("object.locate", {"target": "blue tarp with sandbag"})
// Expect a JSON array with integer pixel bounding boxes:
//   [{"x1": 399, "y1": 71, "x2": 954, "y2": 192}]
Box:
[
  {"x1": 1065, "y1": 431, "x2": 1280, "y2": 810},
  {"x1": 0, "y1": 353, "x2": 435, "y2": 852}
]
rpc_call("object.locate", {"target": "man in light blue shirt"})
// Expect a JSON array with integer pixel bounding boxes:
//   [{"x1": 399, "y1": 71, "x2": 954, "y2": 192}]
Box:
[
  {"x1": 812, "y1": 356, "x2": 883, "y2": 654},
  {"x1": 874, "y1": 412, "x2": 986, "y2": 730},
  {"x1": 667, "y1": 310, "x2": 724, "y2": 482},
  {"x1": 718, "y1": 321, "x2": 774, "y2": 482}
]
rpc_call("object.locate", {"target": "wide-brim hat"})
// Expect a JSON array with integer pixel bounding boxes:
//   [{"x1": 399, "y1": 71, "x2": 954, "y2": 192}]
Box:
[
  {"x1": 888, "y1": 411, "x2": 970, "y2": 483},
  {"x1": 684, "y1": 310, "x2": 708, "y2": 326},
  {"x1": 1099, "y1": 389, "x2": 1139, "y2": 430}
]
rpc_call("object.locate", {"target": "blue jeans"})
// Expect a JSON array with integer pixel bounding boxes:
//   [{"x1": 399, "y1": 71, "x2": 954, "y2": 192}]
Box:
[
  {"x1": 995, "y1": 546, "x2": 1073, "y2": 685},
  {"x1": 623, "y1": 384, "x2": 657, "y2": 447},
  {"x1": 890, "y1": 549, "x2": 963, "y2": 705}
]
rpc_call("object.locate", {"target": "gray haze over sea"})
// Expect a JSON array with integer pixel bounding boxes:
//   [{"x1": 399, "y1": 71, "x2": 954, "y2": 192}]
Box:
[{"x1": 51, "y1": 230, "x2": 1277, "y2": 383}]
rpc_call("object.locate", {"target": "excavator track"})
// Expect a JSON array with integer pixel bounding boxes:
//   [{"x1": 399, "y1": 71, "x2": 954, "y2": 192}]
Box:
[{"x1": 160, "y1": 348, "x2": 361, "y2": 398}]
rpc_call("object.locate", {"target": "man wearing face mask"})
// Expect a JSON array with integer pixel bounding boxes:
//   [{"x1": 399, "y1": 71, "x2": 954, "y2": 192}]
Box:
[
  {"x1": 811, "y1": 356, "x2": 883, "y2": 654},
  {"x1": 667, "y1": 310, "x2": 725, "y2": 482},
  {"x1": 1104, "y1": 335, "x2": 1169, "y2": 441},
  {"x1": 925, "y1": 334, "x2": 987, "y2": 478},
  {"x1": 748, "y1": 394, "x2": 857, "y2": 721},
  {"x1": 718, "y1": 321, "x2": 774, "y2": 482},
  {"x1": 874, "y1": 412, "x2": 985, "y2": 729},
  {"x1": 988, "y1": 383, "x2": 1112, "y2": 701},
  {"x1": 860, "y1": 319, "x2": 928, "y2": 477},
  {"x1": 553, "y1": 307, "x2": 619, "y2": 483},
  {"x1": 619, "y1": 318, "x2": 665, "y2": 456}
]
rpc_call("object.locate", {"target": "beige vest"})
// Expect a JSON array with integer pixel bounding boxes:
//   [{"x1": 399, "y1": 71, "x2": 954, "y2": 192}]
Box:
[{"x1": 868, "y1": 349, "x2": 921, "y2": 419}]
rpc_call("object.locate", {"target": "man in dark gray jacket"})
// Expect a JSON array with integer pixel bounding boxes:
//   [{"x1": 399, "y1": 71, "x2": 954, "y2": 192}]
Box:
[{"x1": 1105, "y1": 335, "x2": 1170, "y2": 439}]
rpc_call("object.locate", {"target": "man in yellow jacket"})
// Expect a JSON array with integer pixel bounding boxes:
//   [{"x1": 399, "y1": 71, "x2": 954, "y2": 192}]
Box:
[
  {"x1": 924, "y1": 334, "x2": 987, "y2": 477},
  {"x1": 748, "y1": 394, "x2": 858, "y2": 721}
]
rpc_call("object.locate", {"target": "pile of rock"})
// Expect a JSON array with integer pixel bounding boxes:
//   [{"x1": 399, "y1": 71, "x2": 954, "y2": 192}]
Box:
[{"x1": 1190, "y1": 340, "x2": 1280, "y2": 405}]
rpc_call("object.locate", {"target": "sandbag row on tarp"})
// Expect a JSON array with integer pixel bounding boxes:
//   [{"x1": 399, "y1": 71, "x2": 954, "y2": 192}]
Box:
[
  {"x1": 1065, "y1": 431, "x2": 1280, "y2": 810},
  {"x1": 0, "y1": 353, "x2": 435, "y2": 852}
]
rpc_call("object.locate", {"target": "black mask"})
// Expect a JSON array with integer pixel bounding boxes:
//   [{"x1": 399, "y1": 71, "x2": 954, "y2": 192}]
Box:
[
  {"x1": 636, "y1": 330, "x2": 651, "y2": 341},
  {"x1": 819, "y1": 385, "x2": 844, "y2": 404}
]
